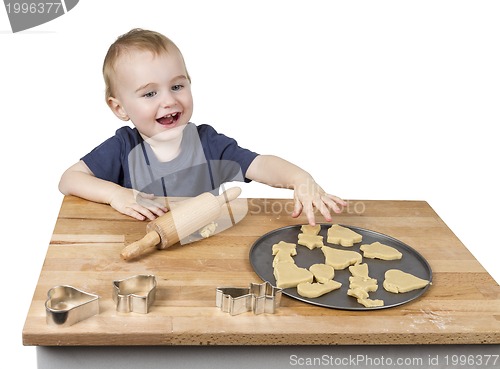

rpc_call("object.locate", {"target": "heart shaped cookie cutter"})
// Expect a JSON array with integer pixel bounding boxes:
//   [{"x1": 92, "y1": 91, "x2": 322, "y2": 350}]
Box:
[
  {"x1": 113, "y1": 274, "x2": 157, "y2": 314},
  {"x1": 45, "y1": 285, "x2": 99, "y2": 327}
]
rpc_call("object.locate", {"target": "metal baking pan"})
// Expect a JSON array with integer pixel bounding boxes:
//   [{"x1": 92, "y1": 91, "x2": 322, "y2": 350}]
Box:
[{"x1": 249, "y1": 224, "x2": 432, "y2": 310}]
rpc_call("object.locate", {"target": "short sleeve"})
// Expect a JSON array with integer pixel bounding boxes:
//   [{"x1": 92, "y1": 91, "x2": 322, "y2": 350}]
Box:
[
  {"x1": 197, "y1": 124, "x2": 259, "y2": 182},
  {"x1": 80, "y1": 127, "x2": 140, "y2": 188}
]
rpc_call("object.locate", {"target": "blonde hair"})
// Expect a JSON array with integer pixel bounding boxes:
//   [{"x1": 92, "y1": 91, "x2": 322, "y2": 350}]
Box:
[{"x1": 103, "y1": 28, "x2": 190, "y2": 100}]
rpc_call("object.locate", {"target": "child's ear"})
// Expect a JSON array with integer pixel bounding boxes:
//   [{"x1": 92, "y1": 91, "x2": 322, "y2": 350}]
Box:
[{"x1": 107, "y1": 97, "x2": 130, "y2": 121}]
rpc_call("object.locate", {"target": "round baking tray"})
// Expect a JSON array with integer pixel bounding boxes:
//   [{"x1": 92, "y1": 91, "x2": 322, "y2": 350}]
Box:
[{"x1": 249, "y1": 224, "x2": 432, "y2": 310}]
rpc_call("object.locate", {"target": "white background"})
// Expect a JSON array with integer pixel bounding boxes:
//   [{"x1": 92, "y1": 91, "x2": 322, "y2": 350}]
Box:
[{"x1": 1, "y1": 1, "x2": 499, "y2": 367}]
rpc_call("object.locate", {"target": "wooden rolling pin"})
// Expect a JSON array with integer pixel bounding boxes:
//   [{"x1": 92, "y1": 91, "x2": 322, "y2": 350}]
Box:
[{"x1": 121, "y1": 187, "x2": 242, "y2": 261}]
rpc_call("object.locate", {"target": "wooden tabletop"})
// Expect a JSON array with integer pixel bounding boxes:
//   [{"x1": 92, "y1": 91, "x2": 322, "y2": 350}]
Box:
[{"x1": 23, "y1": 196, "x2": 500, "y2": 345}]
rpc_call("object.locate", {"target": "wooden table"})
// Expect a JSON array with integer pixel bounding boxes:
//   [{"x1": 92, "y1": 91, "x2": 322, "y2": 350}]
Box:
[{"x1": 23, "y1": 196, "x2": 500, "y2": 346}]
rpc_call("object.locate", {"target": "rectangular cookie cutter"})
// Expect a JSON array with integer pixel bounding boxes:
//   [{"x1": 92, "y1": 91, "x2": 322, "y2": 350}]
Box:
[
  {"x1": 45, "y1": 285, "x2": 99, "y2": 327},
  {"x1": 113, "y1": 274, "x2": 156, "y2": 314},
  {"x1": 216, "y1": 281, "x2": 282, "y2": 315}
]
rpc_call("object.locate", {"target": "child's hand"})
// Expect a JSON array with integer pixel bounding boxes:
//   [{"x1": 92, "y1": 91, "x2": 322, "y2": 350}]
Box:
[
  {"x1": 245, "y1": 155, "x2": 347, "y2": 225},
  {"x1": 109, "y1": 187, "x2": 168, "y2": 221},
  {"x1": 291, "y1": 177, "x2": 347, "y2": 225}
]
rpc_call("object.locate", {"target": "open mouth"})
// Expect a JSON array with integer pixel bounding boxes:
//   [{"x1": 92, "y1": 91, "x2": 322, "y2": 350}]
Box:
[{"x1": 156, "y1": 112, "x2": 181, "y2": 126}]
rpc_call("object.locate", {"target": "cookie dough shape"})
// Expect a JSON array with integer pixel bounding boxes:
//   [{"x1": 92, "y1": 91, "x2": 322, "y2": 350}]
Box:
[
  {"x1": 347, "y1": 263, "x2": 384, "y2": 308},
  {"x1": 301, "y1": 224, "x2": 321, "y2": 235},
  {"x1": 272, "y1": 251, "x2": 295, "y2": 267},
  {"x1": 309, "y1": 263, "x2": 335, "y2": 284},
  {"x1": 297, "y1": 280, "x2": 342, "y2": 298},
  {"x1": 272, "y1": 241, "x2": 298, "y2": 267},
  {"x1": 383, "y1": 269, "x2": 430, "y2": 293},
  {"x1": 360, "y1": 242, "x2": 403, "y2": 260},
  {"x1": 348, "y1": 263, "x2": 370, "y2": 279},
  {"x1": 272, "y1": 241, "x2": 297, "y2": 256},
  {"x1": 298, "y1": 233, "x2": 324, "y2": 250},
  {"x1": 327, "y1": 224, "x2": 362, "y2": 246},
  {"x1": 349, "y1": 276, "x2": 378, "y2": 292},
  {"x1": 347, "y1": 288, "x2": 369, "y2": 300},
  {"x1": 273, "y1": 263, "x2": 313, "y2": 289},
  {"x1": 356, "y1": 298, "x2": 384, "y2": 308},
  {"x1": 321, "y1": 246, "x2": 362, "y2": 270}
]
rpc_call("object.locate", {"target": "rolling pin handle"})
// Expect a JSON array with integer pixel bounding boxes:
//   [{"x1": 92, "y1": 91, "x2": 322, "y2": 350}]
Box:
[
  {"x1": 120, "y1": 231, "x2": 161, "y2": 261},
  {"x1": 217, "y1": 187, "x2": 242, "y2": 206}
]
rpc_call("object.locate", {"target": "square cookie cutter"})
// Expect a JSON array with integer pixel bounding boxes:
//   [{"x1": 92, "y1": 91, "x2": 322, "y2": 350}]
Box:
[
  {"x1": 216, "y1": 281, "x2": 282, "y2": 315},
  {"x1": 45, "y1": 285, "x2": 99, "y2": 327},
  {"x1": 113, "y1": 274, "x2": 157, "y2": 314}
]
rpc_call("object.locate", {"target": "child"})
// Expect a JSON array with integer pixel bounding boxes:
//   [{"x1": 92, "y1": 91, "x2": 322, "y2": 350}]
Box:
[{"x1": 59, "y1": 28, "x2": 346, "y2": 225}]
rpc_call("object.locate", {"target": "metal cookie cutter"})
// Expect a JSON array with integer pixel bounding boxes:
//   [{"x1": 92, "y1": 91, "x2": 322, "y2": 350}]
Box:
[
  {"x1": 216, "y1": 281, "x2": 282, "y2": 315},
  {"x1": 113, "y1": 274, "x2": 156, "y2": 314},
  {"x1": 45, "y1": 285, "x2": 99, "y2": 327}
]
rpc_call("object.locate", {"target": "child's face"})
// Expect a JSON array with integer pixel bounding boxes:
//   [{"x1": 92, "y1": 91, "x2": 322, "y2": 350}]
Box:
[{"x1": 108, "y1": 49, "x2": 193, "y2": 140}]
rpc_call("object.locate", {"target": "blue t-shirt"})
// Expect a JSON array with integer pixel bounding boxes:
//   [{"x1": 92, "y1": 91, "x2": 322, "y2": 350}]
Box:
[{"x1": 81, "y1": 123, "x2": 259, "y2": 197}]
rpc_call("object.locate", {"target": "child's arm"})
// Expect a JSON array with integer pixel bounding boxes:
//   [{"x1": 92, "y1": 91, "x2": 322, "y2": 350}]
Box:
[
  {"x1": 58, "y1": 161, "x2": 167, "y2": 221},
  {"x1": 245, "y1": 155, "x2": 347, "y2": 225}
]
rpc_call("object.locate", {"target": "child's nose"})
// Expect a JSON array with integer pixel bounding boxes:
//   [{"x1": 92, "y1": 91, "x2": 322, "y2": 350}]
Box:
[{"x1": 161, "y1": 92, "x2": 176, "y2": 108}]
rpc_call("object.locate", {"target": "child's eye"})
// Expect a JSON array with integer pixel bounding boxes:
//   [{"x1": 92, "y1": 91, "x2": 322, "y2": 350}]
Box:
[
  {"x1": 171, "y1": 85, "x2": 183, "y2": 92},
  {"x1": 143, "y1": 91, "x2": 157, "y2": 98}
]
